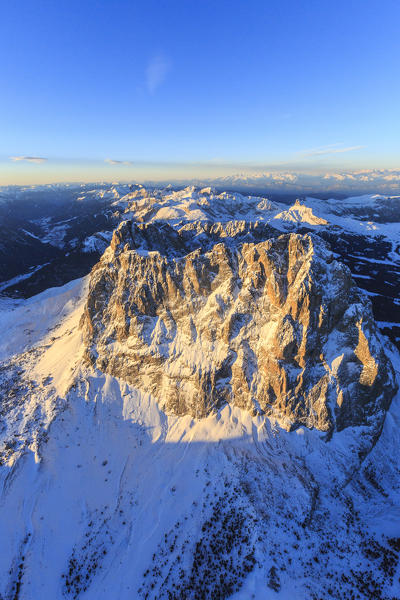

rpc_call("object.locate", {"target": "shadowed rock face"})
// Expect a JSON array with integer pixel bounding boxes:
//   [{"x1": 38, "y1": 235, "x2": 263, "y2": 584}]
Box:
[{"x1": 80, "y1": 221, "x2": 397, "y2": 435}]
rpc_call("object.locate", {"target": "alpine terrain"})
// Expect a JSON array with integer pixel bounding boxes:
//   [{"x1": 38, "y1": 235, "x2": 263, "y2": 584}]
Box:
[{"x1": 1, "y1": 184, "x2": 400, "y2": 600}]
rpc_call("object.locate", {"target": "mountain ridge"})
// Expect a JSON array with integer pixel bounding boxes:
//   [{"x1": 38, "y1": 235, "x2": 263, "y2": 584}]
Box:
[
  {"x1": 81, "y1": 224, "x2": 397, "y2": 454},
  {"x1": 1, "y1": 185, "x2": 400, "y2": 599}
]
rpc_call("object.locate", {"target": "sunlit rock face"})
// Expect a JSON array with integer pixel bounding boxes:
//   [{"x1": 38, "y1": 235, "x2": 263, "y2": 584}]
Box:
[{"x1": 81, "y1": 221, "x2": 396, "y2": 435}]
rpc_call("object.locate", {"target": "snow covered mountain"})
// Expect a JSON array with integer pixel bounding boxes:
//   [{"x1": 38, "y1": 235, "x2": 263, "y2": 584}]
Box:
[
  {"x1": 1, "y1": 184, "x2": 399, "y2": 353},
  {"x1": 81, "y1": 225, "x2": 395, "y2": 440},
  {"x1": 1, "y1": 184, "x2": 400, "y2": 599}
]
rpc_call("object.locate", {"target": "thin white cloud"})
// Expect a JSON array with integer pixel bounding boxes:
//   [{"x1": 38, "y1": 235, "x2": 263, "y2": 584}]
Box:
[
  {"x1": 10, "y1": 156, "x2": 48, "y2": 164},
  {"x1": 146, "y1": 55, "x2": 171, "y2": 94},
  {"x1": 299, "y1": 145, "x2": 365, "y2": 158},
  {"x1": 104, "y1": 158, "x2": 133, "y2": 166}
]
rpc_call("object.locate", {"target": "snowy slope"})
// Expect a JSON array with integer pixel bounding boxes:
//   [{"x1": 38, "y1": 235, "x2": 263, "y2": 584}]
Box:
[
  {"x1": 1, "y1": 273, "x2": 400, "y2": 599},
  {"x1": 273, "y1": 201, "x2": 329, "y2": 226},
  {"x1": 1, "y1": 185, "x2": 400, "y2": 599}
]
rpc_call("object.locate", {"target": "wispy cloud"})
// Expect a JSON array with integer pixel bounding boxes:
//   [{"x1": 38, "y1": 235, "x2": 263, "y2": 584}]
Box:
[
  {"x1": 146, "y1": 54, "x2": 171, "y2": 94},
  {"x1": 299, "y1": 144, "x2": 365, "y2": 158},
  {"x1": 104, "y1": 158, "x2": 133, "y2": 166},
  {"x1": 10, "y1": 156, "x2": 48, "y2": 164}
]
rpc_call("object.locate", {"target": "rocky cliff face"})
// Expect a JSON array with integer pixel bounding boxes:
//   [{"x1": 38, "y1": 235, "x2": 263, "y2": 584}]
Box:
[{"x1": 80, "y1": 220, "x2": 396, "y2": 435}]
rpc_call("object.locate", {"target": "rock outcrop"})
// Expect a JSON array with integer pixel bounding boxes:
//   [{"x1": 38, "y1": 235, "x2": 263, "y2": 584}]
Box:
[{"x1": 80, "y1": 221, "x2": 397, "y2": 434}]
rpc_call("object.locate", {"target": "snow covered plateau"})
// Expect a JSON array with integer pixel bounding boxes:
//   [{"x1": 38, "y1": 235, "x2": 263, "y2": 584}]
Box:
[{"x1": 1, "y1": 184, "x2": 400, "y2": 600}]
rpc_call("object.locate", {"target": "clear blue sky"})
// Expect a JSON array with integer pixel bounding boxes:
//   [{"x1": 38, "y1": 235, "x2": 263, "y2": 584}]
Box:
[{"x1": 1, "y1": 0, "x2": 399, "y2": 184}]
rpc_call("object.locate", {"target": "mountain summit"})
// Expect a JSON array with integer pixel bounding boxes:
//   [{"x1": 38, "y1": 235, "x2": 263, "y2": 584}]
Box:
[
  {"x1": 81, "y1": 222, "x2": 396, "y2": 446},
  {"x1": 1, "y1": 186, "x2": 400, "y2": 600}
]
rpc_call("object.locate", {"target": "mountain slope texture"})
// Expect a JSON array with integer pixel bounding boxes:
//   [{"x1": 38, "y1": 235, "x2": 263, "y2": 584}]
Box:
[
  {"x1": 81, "y1": 224, "x2": 396, "y2": 444},
  {"x1": 0, "y1": 185, "x2": 400, "y2": 600}
]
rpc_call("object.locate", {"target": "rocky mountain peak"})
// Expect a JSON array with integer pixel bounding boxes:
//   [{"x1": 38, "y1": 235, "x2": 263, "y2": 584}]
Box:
[{"x1": 80, "y1": 221, "x2": 396, "y2": 439}]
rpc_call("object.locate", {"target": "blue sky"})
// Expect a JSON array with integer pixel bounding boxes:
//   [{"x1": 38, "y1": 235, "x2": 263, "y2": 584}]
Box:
[{"x1": 1, "y1": 0, "x2": 399, "y2": 184}]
